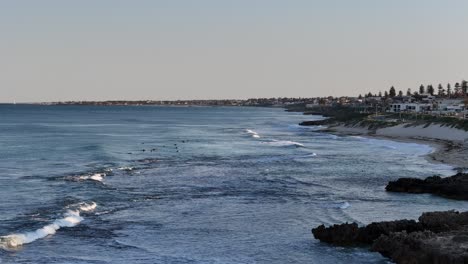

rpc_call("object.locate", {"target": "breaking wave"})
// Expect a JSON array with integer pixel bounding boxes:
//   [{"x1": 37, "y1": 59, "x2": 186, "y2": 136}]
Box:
[
  {"x1": 263, "y1": 140, "x2": 305, "y2": 148},
  {"x1": 322, "y1": 201, "x2": 351, "y2": 209},
  {"x1": 337, "y1": 202, "x2": 351, "y2": 209},
  {"x1": 118, "y1": 166, "x2": 134, "y2": 171},
  {"x1": 0, "y1": 202, "x2": 97, "y2": 249},
  {"x1": 66, "y1": 173, "x2": 106, "y2": 182},
  {"x1": 246, "y1": 129, "x2": 260, "y2": 139},
  {"x1": 246, "y1": 129, "x2": 257, "y2": 135}
]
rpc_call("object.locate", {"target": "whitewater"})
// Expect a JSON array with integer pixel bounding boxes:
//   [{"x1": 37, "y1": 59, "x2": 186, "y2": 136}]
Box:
[{"x1": 0, "y1": 105, "x2": 466, "y2": 264}]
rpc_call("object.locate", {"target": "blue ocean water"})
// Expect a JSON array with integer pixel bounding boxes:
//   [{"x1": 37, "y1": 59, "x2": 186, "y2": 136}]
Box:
[{"x1": 0, "y1": 105, "x2": 466, "y2": 264}]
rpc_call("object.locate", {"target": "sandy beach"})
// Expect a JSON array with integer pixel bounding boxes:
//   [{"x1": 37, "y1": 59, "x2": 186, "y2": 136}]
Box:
[{"x1": 326, "y1": 123, "x2": 468, "y2": 169}]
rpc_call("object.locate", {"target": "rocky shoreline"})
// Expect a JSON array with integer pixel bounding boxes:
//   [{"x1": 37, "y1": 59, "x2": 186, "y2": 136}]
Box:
[
  {"x1": 313, "y1": 211, "x2": 468, "y2": 263},
  {"x1": 300, "y1": 116, "x2": 468, "y2": 263},
  {"x1": 386, "y1": 173, "x2": 468, "y2": 200},
  {"x1": 310, "y1": 162, "x2": 468, "y2": 263}
]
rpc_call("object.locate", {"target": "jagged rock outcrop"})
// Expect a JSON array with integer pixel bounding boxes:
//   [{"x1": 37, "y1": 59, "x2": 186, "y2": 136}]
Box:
[
  {"x1": 372, "y1": 230, "x2": 468, "y2": 264},
  {"x1": 299, "y1": 119, "x2": 333, "y2": 126},
  {"x1": 312, "y1": 211, "x2": 468, "y2": 263},
  {"x1": 312, "y1": 220, "x2": 422, "y2": 246},
  {"x1": 386, "y1": 173, "x2": 468, "y2": 200}
]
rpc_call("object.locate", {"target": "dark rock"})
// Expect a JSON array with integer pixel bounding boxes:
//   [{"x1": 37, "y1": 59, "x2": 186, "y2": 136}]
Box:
[
  {"x1": 358, "y1": 220, "x2": 423, "y2": 244},
  {"x1": 419, "y1": 211, "x2": 468, "y2": 233},
  {"x1": 372, "y1": 230, "x2": 468, "y2": 264},
  {"x1": 303, "y1": 112, "x2": 330, "y2": 117},
  {"x1": 386, "y1": 173, "x2": 468, "y2": 200},
  {"x1": 312, "y1": 223, "x2": 360, "y2": 246},
  {"x1": 299, "y1": 119, "x2": 333, "y2": 126},
  {"x1": 312, "y1": 220, "x2": 422, "y2": 246},
  {"x1": 313, "y1": 210, "x2": 468, "y2": 263}
]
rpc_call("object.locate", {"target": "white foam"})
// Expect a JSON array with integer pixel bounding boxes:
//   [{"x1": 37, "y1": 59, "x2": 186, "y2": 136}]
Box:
[
  {"x1": 0, "y1": 202, "x2": 96, "y2": 249},
  {"x1": 246, "y1": 129, "x2": 258, "y2": 135},
  {"x1": 90, "y1": 173, "x2": 104, "y2": 181},
  {"x1": 75, "y1": 173, "x2": 105, "y2": 182},
  {"x1": 246, "y1": 129, "x2": 261, "y2": 139},
  {"x1": 79, "y1": 202, "x2": 97, "y2": 212},
  {"x1": 118, "y1": 166, "x2": 134, "y2": 171},
  {"x1": 339, "y1": 202, "x2": 351, "y2": 209},
  {"x1": 264, "y1": 140, "x2": 305, "y2": 147}
]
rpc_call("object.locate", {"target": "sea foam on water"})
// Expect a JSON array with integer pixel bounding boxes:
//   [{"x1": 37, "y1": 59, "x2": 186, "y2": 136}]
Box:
[
  {"x1": 246, "y1": 129, "x2": 261, "y2": 138},
  {"x1": 0, "y1": 202, "x2": 96, "y2": 249},
  {"x1": 76, "y1": 173, "x2": 105, "y2": 182}
]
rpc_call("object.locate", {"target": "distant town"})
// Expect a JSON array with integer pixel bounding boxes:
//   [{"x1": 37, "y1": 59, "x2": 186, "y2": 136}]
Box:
[{"x1": 39, "y1": 80, "x2": 468, "y2": 119}]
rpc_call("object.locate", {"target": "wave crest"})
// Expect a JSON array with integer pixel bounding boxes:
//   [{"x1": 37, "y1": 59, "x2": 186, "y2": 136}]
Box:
[
  {"x1": 246, "y1": 129, "x2": 261, "y2": 139},
  {"x1": 0, "y1": 202, "x2": 97, "y2": 249},
  {"x1": 65, "y1": 173, "x2": 106, "y2": 182},
  {"x1": 263, "y1": 140, "x2": 305, "y2": 148}
]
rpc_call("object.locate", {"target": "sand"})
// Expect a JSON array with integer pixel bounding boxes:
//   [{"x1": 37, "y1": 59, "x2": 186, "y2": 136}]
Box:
[{"x1": 326, "y1": 123, "x2": 468, "y2": 169}]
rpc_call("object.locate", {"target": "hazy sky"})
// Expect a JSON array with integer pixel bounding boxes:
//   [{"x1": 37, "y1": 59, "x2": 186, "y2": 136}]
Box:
[{"x1": 1, "y1": 0, "x2": 467, "y2": 102}]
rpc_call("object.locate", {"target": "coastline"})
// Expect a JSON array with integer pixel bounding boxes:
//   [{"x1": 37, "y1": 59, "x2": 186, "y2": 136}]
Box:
[
  {"x1": 309, "y1": 120, "x2": 468, "y2": 263},
  {"x1": 322, "y1": 124, "x2": 468, "y2": 170}
]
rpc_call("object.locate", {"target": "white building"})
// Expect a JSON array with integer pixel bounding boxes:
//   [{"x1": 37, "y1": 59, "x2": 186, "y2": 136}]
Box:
[
  {"x1": 388, "y1": 103, "x2": 432, "y2": 113},
  {"x1": 436, "y1": 99, "x2": 465, "y2": 113},
  {"x1": 305, "y1": 99, "x2": 320, "y2": 108}
]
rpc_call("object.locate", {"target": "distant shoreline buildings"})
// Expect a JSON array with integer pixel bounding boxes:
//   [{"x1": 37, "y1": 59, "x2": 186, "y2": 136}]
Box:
[{"x1": 23, "y1": 80, "x2": 468, "y2": 119}]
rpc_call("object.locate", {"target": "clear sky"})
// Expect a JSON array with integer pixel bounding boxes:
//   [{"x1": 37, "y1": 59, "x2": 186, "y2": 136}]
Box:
[{"x1": 1, "y1": 0, "x2": 467, "y2": 102}]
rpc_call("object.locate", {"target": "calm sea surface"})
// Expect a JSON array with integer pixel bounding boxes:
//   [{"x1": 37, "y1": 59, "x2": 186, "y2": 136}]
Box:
[{"x1": 0, "y1": 105, "x2": 467, "y2": 264}]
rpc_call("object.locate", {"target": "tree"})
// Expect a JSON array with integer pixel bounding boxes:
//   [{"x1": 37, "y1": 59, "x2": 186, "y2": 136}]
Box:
[
  {"x1": 358, "y1": 94, "x2": 362, "y2": 99},
  {"x1": 455, "y1": 82, "x2": 461, "y2": 96},
  {"x1": 419, "y1": 84, "x2": 425, "y2": 94},
  {"x1": 398, "y1": 90, "x2": 403, "y2": 97},
  {"x1": 437, "y1": 84, "x2": 444, "y2": 96},
  {"x1": 464, "y1": 98, "x2": 468, "y2": 117},
  {"x1": 367, "y1": 92, "x2": 373, "y2": 98},
  {"x1": 447, "y1": 83, "x2": 452, "y2": 98},
  {"x1": 406, "y1": 88, "x2": 412, "y2": 96},
  {"x1": 389, "y1": 86, "x2": 396, "y2": 97},
  {"x1": 384, "y1": 91, "x2": 389, "y2": 98},
  {"x1": 462, "y1": 80, "x2": 468, "y2": 95},
  {"x1": 378, "y1": 91, "x2": 382, "y2": 97},
  {"x1": 427, "y1": 85, "x2": 435, "y2": 95}
]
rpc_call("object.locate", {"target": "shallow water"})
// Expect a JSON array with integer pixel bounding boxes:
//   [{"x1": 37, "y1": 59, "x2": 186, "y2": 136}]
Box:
[{"x1": 0, "y1": 105, "x2": 466, "y2": 263}]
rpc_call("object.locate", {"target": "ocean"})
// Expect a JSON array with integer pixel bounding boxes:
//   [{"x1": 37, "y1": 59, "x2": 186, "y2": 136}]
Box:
[{"x1": 0, "y1": 105, "x2": 467, "y2": 264}]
